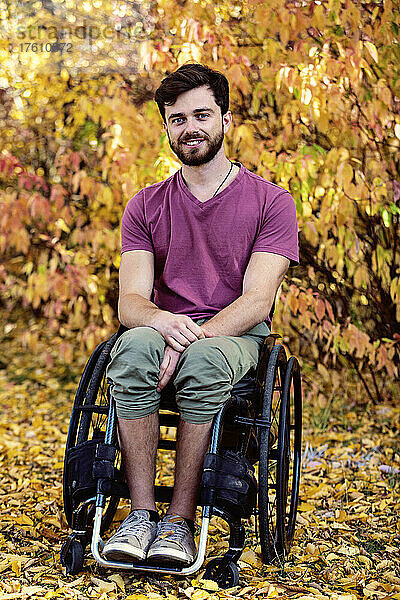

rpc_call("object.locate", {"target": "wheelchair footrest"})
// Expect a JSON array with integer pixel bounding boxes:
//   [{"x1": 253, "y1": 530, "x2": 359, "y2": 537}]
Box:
[{"x1": 200, "y1": 450, "x2": 257, "y2": 519}]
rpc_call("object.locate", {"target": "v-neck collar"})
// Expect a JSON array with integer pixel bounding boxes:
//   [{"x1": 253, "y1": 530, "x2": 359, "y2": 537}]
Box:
[{"x1": 178, "y1": 161, "x2": 244, "y2": 209}]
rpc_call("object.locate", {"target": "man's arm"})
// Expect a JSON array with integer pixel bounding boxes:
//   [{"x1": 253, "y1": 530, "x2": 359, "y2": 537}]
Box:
[
  {"x1": 200, "y1": 252, "x2": 290, "y2": 337},
  {"x1": 118, "y1": 250, "x2": 206, "y2": 350}
]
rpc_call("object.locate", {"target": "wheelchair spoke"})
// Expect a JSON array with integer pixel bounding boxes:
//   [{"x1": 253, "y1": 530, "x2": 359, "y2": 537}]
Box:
[
  {"x1": 271, "y1": 403, "x2": 280, "y2": 429},
  {"x1": 267, "y1": 492, "x2": 277, "y2": 539},
  {"x1": 93, "y1": 375, "x2": 109, "y2": 431},
  {"x1": 269, "y1": 492, "x2": 277, "y2": 514}
]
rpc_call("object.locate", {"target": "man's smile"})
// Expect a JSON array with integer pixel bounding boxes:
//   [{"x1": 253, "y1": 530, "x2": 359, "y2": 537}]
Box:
[{"x1": 182, "y1": 139, "x2": 205, "y2": 148}]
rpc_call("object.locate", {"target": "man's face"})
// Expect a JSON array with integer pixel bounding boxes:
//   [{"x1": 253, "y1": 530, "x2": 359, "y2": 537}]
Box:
[{"x1": 163, "y1": 85, "x2": 231, "y2": 167}]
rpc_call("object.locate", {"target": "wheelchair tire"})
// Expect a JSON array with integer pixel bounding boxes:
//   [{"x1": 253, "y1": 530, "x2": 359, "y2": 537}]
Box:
[
  {"x1": 277, "y1": 356, "x2": 302, "y2": 553},
  {"x1": 258, "y1": 343, "x2": 287, "y2": 564},
  {"x1": 204, "y1": 557, "x2": 240, "y2": 588},
  {"x1": 63, "y1": 334, "x2": 120, "y2": 531},
  {"x1": 76, "y1": 334, "x2": 118, "y2": 446},
  {"x1": 258, "y1": 347, "x2": 302, "y2": 564}
]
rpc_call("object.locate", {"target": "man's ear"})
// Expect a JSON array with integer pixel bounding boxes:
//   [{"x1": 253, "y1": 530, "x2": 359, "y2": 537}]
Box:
[{"x1": 223, "y1": 111, "x2": 233, "y2": 134}]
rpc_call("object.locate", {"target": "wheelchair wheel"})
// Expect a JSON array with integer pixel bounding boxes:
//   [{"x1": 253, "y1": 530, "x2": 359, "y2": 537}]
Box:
[
  {"x1": 257, "y1": 345, "x2": 302, "y2": 564},
  {"x1": 277, "y1": 356, "x2": 302, "y2": 552},
  {"x1": 63, "y1": 334, "x2": 121, "y2": 532},
  {"x1": 204, "y1": 558, "x2": 240, "y2": 588},
  {"x1": 60, "y1": 538, "x2": 85, "y2": 575}
]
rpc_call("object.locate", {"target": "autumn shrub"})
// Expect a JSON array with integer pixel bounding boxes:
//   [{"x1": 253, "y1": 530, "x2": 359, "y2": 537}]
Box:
[{"x1": 0, "y1": 0, "x2": 399, "y2": 402}]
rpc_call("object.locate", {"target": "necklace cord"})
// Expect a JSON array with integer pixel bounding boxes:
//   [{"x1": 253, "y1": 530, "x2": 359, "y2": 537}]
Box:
[{"x1": 181, "y1": 161, "x2": 234, "y2": 198}]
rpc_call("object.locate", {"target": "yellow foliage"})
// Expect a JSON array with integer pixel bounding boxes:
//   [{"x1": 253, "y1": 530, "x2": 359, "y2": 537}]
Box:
[{"x1": 0, "y1": 0, "x2": 398, "y2": 402}]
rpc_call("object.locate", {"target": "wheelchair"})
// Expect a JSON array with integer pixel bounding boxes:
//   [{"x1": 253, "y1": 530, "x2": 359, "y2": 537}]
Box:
[{"x1": 60, "y1": 321, "x2": 302, "y2": 588}]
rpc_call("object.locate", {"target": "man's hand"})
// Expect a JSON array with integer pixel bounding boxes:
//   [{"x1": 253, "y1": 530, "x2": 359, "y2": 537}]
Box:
[
  {"x1": 156, "y1": 326, "x2": 215, "y2": 392},
  {"x1": 157, "y1": 346, "x2": 182, "y2": 392},
  {"x1": 200, "y1": 324, "x2": 216, "y2": 338},
  {"x1": 151, "y1": 312, "x2": 208, "y2": 351}
]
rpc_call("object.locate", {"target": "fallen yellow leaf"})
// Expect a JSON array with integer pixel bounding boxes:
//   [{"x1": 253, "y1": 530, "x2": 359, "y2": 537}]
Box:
[
  {"x1": 326, "y1": 553, "x2": 340, "y2": 561},
  {"x1": 90, "y1": 576, "x2": 115, "y2": 593},
  {"x1": 11, "y1": 560, "x2": 21, "y2": 577},
  {"x1": 298, "y1": 503, "x2": 315, "y2": 512},
  {"x1": 240, "y1": 549, "x2": 263, "y2": 568},
  {"x1": 108, "y1": 574, "x2": 125, "y2": 593},
  {"x1": 336, "y1": 545, "x2": 359, "y2": 556},
  {"x1": 191, "y1": 590, "x2": 211, "y2": 600},
  {"x1": 198, "y1": 579, "x2": 219, "y2": 591}
]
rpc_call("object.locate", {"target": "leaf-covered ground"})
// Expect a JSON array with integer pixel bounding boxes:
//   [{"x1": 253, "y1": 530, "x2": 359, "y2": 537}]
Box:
[{"x1": 1, "y1": 344, "x2": 399, "y2": 600}]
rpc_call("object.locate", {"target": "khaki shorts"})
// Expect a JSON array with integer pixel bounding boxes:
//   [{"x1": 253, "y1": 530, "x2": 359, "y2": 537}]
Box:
[{"x1": 106, "y1": 317, "x2": 270, "y2": 424}]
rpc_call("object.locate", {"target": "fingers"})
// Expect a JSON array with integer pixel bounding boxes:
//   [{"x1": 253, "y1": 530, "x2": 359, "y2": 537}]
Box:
[
  {"x1": 165, "y1": 336, "x2": 188, "y2": 352},
  {"x1": 157, "y1": 348, "x2": 180, "y2": 392},
  {"x1": 166, "y1": 321, "x2": 206, "y2": 351},
  {"x1": 188, "y1": 322, "x2": 206, "y2": 340},
  {"x1": 200, "y1": 326, "x2": 215, "y2": 338},
  {"x1": 156, "y1": 353, "x2": 169, "y2": 392},
  {"x1": 158, "y1": 352, "x2": 170, "y2": 384}
]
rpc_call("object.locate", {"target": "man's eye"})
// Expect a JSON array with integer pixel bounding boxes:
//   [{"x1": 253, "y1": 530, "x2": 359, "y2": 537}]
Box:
[{"x1": 172, "y1": 114, "x2": 208, "y2": 124}]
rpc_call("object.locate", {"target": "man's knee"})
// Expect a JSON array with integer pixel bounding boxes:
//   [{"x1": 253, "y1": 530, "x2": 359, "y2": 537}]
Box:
[
  {"x1": 173, "y1": 340, "x2": 233, "y2": 423},
  {"x1": 176, "y1": 338, "x2": 234, "y2": 379},
  {"x1": 106, "y1": 327, "x2": 164, "y2": 420},
  {"x1": 110, "y1": 326, "x2": 164, "y2": 361}
]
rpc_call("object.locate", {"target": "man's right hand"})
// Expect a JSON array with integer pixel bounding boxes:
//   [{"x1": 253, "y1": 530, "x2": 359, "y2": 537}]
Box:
[{"x1": 151, "y1": 312, "x2": 207, "y2": 352}]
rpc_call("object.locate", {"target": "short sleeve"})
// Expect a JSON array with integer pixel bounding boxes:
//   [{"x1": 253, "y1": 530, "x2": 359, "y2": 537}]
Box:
[
  {"x1": 120, "y1": 190, "x2": 154, "y2": 255},
  {"x1": 252, "y1": 191, "x2": 299, "y2": 266}
]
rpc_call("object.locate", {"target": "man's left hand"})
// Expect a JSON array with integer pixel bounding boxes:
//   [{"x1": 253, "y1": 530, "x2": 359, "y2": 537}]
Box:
[{"x1": 157, "y1": 346, "x2": 182, "y2": 392}]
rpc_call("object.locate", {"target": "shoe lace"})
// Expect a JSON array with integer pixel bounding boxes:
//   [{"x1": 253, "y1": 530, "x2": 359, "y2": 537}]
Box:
[
  {"x1": 158, "y1": 518, "x2": 189, "y2": 543},
  {"x1": 120, "y1": 514, "x2": 153, "y2": 537}
]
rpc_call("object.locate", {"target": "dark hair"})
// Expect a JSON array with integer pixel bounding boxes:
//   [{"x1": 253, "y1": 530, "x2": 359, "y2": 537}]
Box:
[{"x1": 154, "y1": 63, "x2": 229, "y2": 124}]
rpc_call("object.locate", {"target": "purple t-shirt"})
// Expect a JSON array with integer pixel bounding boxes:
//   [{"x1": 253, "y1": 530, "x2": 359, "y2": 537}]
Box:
[{"x1": 121, "y1": 161, "x2": 299, "y2": 325}]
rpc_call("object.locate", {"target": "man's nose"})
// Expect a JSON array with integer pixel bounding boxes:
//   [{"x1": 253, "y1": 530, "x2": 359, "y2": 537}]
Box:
[{"x1": 183, "y1": 117, "x2": 202, "y2": 136}]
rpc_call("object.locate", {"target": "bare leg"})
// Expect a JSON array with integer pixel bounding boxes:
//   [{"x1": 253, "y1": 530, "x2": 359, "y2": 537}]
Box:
[
  {"x1": 117, "y1": 412, "x2": 159, "y2": 512},
  {"x1": 167, "y1": 419, "x2": 213, "y2": 520}
]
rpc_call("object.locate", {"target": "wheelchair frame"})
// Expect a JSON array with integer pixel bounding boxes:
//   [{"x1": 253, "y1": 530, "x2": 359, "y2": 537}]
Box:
[{"x1": 61, "y1": 326, "x2": 302, "y2": 587}]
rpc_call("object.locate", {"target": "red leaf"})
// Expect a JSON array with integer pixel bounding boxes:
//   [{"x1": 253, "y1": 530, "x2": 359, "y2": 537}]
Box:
[{"x1": 315, "y1": 299, "x2": 325, "y2": 321}]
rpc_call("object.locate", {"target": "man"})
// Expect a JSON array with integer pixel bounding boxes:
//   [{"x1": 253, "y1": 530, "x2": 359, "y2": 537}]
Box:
[{"x1": 103, "y1": 63, "x2": 299, "y2": 567}]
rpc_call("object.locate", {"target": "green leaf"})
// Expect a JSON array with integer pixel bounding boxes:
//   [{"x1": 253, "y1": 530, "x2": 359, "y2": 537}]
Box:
[
  {"x1": 312, "y1": 144, "x2": 327, "y2": 155},
  {"x1": 301, "y1": 180, "x2": 309, "y2": 203},
  {"x1": 381, "y1": 208, "x2": 391, "y2": 227}
]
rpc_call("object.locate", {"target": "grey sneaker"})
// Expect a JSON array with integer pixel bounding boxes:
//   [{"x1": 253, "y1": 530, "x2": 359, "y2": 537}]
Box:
[
  {"x1": 103, "y1": 509, "x2": 158, "y2": 562},
  {"x1": 146, "y1": 514, "x2": 196, "y2": 566}
]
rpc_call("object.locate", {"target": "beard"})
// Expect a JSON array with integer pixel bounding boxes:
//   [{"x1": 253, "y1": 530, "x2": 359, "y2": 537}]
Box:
[{"x1": 166, "y1": 122, "x2": 225, "y2": 166}]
